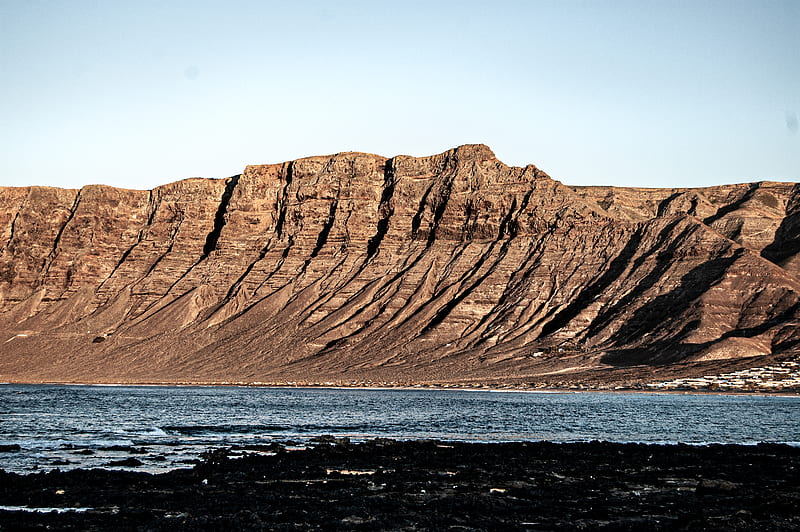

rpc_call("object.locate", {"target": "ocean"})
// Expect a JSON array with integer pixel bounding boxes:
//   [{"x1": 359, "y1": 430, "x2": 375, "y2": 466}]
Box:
[{"x1": 1, "y1": 384, "x2": 798, "y2": 473}]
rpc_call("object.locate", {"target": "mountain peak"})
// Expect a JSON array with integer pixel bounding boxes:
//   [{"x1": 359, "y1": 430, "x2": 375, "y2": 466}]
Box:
[{"x1": 449, "y1": 143, "x2": 497, "y2": 160}]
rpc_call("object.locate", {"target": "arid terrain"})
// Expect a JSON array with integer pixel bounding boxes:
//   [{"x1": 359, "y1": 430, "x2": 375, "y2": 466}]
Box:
[{"x1": 0, "y1": 145, "x2": 798, "y2": 388}]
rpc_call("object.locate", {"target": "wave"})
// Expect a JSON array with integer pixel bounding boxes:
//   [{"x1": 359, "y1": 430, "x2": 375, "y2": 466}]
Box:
[
  {"x1": 137, "y1": 427, "x2": 168, "y2": 437},
  {"x1": 0, "y1": 438, "x2": 136, "y2": 451},
  {"x1": 160, "y1": 423, "x2": 379, "y2": 436},
  {"x1": 161, "y1": 424, "x2": 293, "y2": 435},
  {"x1": 295, "y1": 423, "x2": 376, "y2": 433}
]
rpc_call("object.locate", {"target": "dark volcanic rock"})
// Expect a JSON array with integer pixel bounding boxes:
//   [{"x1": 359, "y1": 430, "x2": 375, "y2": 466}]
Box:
[
  {"x1": 104, "y1": 458, "x2": 143, "y2": 468},
  {"x1": 0, "y1": 145, "x2": 798, "y2": 386},
  {"x1": 0, "y1": 440, "x2": 798, "y2": 531}
]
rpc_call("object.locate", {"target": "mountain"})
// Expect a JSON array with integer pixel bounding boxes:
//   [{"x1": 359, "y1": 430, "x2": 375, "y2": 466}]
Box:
[{"x1": 1, "y1": 145, "x2": 798, "y2": 388}]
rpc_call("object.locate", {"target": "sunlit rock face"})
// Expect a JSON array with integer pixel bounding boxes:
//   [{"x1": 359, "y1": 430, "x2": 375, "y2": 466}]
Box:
[{"x1": 0, "y1": 145, "x2": 797, "y2": 386}]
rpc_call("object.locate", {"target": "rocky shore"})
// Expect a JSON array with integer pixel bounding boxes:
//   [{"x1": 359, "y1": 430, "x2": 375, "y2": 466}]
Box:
[{"x1": 1, "y1": 439, "x2": 798, "y2": 531}]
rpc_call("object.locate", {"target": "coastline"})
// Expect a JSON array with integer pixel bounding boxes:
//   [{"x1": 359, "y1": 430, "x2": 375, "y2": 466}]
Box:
[
  {"x1": 3, "y1": 379, "x2": 799, "y2": 397},
  {"x1": 2, "y1": 439, "x2": 799, "y2": 530}
]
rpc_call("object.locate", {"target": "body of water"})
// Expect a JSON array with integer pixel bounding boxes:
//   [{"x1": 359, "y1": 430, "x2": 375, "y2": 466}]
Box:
[{"x1": 1, "y1": 384, "x2": 798, "y2": 473}]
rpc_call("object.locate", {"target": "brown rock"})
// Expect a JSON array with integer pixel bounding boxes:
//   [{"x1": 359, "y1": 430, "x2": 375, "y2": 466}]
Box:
[{"x1": 0, "y1": 145, "x2": 797, "y2": 386}]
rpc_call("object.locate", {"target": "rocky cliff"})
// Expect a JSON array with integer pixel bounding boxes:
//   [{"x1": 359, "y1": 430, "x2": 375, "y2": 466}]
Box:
[{"x1": 1, "y1": 145, "x2": 798, "y2": 387}]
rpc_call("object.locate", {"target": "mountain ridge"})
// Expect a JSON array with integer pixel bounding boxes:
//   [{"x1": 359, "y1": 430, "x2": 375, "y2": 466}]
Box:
[{"x1": 1, "y1": 144, "x2": 798, "y2": 388}]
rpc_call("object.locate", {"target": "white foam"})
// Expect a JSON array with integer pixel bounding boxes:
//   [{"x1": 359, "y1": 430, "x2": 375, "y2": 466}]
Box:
[
  {"x1": 89, "y1": 439, "x2": 135, "y2": 447},
  {"x1": 142, "y1": 427, "x2": 168, "y2": 437},
  {"x1": 0, "y1": 505, "x2": 93, "y2": 513}
]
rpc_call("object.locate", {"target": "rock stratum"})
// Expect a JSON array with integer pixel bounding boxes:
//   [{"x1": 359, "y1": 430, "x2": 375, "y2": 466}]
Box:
[{"x1": 0, "y1": 145, "x2": 798, "y2": 387}]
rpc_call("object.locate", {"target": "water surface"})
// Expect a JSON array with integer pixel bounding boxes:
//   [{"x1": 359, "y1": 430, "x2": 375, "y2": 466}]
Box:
[{"x1": 1, "y1": 384, "x2": 798, "y2": 473}]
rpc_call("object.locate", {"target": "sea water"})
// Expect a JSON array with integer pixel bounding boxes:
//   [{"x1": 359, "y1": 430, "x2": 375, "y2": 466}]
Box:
[{"x1": 0, "y1": 384, "x2": 798, "y2": 473}]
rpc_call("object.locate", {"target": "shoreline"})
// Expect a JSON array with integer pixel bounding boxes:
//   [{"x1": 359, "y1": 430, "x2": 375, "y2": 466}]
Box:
[
  {"x1": 2, "y1": 439, "x2": 799, "y2": 530},
  {"x1": 2, "y1": 379, "x2": 799, "y2": 397}
]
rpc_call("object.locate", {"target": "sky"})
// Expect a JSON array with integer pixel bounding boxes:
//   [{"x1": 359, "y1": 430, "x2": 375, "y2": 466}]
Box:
[{"x1": 1, "y1": 0, "x2": 798, "y2": 190}]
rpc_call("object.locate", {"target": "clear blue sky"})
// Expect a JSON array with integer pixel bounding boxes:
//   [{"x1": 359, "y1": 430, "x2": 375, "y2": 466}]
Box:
[{"x1": 1, "y1": 0, "x2": 798, "y2": 190}]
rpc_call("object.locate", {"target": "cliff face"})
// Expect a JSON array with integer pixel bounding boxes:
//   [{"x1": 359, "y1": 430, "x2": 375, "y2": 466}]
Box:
[{"x1": 0, "y1": 145, "x2": 798, "y2": 386}]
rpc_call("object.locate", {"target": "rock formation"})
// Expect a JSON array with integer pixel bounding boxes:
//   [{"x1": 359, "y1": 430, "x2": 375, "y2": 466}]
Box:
[{"x1": 0, "y1": 145, "x2": 797, "y2": 387}]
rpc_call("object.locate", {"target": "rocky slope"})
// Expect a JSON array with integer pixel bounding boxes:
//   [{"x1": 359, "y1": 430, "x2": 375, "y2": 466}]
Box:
[{"x1": 0, "y1": 145, "x2": 798, "y2": 387}]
